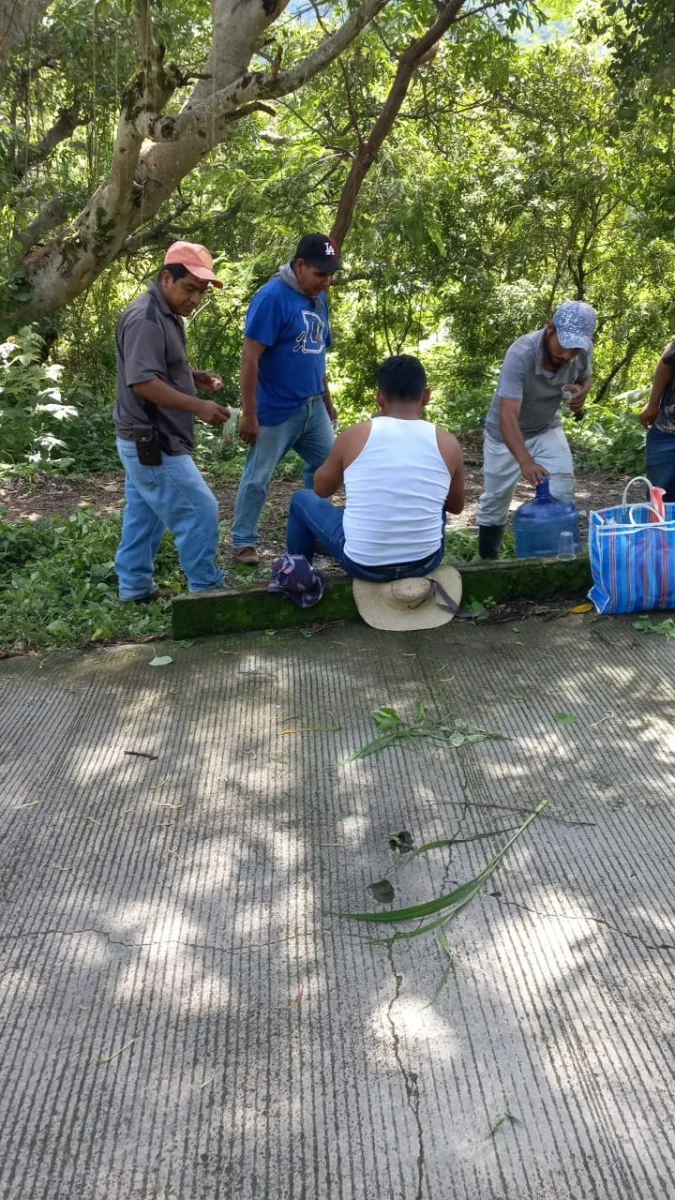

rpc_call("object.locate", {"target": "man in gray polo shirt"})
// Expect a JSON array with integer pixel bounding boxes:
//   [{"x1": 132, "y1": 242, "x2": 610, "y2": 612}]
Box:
[
  {"x1": 114, "y1": 241, "x2": 230, "y2": 602},
  {"x1": 477, "y1": 300, "x2": 597, "y2": 559}
]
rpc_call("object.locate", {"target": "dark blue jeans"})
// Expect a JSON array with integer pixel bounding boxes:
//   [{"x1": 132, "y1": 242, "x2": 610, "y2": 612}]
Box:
[
  {"x1": 286, "y1": 490, "x2": 445, "y2": 582},
  {"x1": 646, "y1": 425, "x2": 675, "y2": 503}
]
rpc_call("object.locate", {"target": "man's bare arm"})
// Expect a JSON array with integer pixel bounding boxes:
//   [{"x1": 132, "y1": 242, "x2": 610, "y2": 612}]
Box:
[
  {"x1": 437, "y1": 430, "x2": 465, "y2": 514},
  {"x1": 641, "y1": 354, "x2": 674, "y2": 429},
  {"x1": 499, "y1": 399, "x2": 548, "y2": 486},
  {"x1": 323, "y1": 372, "x2": 337, "y2": 423},
  {"x1": 239, "y1": 337, "x2": 266, "y2": 444},
  {"x1": 314, "y1": 437, "x2": 346, "y2": 497},
  {"x1": 134, "y1": 378, "x2": 229, "y2": 426}
]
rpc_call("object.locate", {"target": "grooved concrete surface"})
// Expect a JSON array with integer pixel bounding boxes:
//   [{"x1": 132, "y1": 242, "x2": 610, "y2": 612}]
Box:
[{"x1": 1, "y1": 616, "x2": 674, "y2": 1200}]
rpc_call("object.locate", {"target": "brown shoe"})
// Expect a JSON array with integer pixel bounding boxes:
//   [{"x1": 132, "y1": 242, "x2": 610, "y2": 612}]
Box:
[
  {"x1": 233, "y1": 546, "x2": 259, "y2": 566},
  {"x1": 121, "y1": 586, "x2": 177, "y2": 605}
]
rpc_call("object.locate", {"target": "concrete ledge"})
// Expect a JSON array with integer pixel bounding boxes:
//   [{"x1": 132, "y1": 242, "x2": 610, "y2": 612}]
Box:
[{"x1": 171, "y1": 555, "x2": 592, "y2": 639}]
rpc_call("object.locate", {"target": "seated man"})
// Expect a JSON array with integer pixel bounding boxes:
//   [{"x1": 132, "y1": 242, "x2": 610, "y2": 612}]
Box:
[{"x1": 285, "y1": 354, "x2": 464, "y2": 581}]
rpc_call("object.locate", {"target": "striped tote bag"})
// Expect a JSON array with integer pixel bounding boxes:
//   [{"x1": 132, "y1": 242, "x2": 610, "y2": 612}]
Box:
[{"x1": 589, "y1": 478, "x2": 675, "y2": 614}]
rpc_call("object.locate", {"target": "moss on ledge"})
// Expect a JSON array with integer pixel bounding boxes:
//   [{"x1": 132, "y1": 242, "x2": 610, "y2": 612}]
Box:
[{"x1": 171, "y1": 555, "x2": 592, "y2": 639}]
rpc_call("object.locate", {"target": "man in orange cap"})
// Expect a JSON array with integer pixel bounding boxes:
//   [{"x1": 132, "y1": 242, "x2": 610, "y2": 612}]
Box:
[{"x1": 113, "y1": 241, "x2": 230, "y2": 602}]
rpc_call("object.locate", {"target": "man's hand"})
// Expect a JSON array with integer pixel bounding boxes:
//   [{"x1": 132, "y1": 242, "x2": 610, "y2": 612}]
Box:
[
  {"x1": 193, "y1": 371, "x2": 223, "y2": 395},
  {"x1": 324, "y1": 397, "x2": 338, "y2": 424},
  {"x1": 520, "y1": 456, "x2": 549, "y2": 486},
  {"x1": 639, "y1": 403, "x2": 660, "y2": 430},
  {"x1": 239, "y1": 411, "x2": 259, "y2": 445},
  {"x1": 198, "y1": 400, "x2": 230, "y2": 426},
  {"x1": 561, "y1": 384, "x2": 585, "y2": 413}
]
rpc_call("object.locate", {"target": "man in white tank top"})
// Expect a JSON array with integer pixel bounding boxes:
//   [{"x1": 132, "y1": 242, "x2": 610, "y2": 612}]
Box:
[{"x1": 285, "y1": 355, "x2": 464, "y2": 581}]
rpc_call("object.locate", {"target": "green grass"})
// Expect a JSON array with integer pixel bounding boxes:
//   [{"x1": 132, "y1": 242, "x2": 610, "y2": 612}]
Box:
[
  {"x1": 0, "y1": 503, "x2": 288, "y2": 653},
  {"x1": 0, "y1": 509, "x2": 180, "y2": 653},
  {"x1": 443, "y1": 526, "x2": 515, "y2": 564}
]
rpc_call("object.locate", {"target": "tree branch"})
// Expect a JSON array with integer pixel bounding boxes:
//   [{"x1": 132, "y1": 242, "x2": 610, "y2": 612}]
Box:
[
  {"x1": 109, "y1": 4, "x2": 187, "y2": 210},
  {"x1": 330, "y1": 0, "x2": 468, "y2": 249},
  {"x1": 135, "y1": 0, "x2": 152, "y2": 62},
  {"x1": 12, "y1": 105, "x2": 82, "y2": 182},
  {"x1": 15, "y1": 0, "x2": 394, "y2": 318},
  {"x1": 116, "y1": 197, "x2": 191, "y2": 256},
  {"x1": 594, "y1": 344, "x2": 641, "y2": 404},
  {"x1": 309, "y1": 0, "x2": 364, "y2": 146},
  {"x1": 141, "y1": 0, "x2": 391, "y2": 143},
  {"x1": 14, "y1": 197, "x2": 66, "y2": 252},
  {"x1": 451, "y1": 0, "x2": 504, "y2": 24}
]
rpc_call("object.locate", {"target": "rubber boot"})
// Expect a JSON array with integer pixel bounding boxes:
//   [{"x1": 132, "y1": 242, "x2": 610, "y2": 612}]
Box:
[{"x1": 478, "y1": 524, "x2": 505, "y2": 560}]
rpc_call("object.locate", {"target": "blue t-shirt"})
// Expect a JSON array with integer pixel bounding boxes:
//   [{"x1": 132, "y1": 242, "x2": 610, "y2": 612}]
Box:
[{"x1": 244, "y1": 276, "x2": 332, "y2": 426}]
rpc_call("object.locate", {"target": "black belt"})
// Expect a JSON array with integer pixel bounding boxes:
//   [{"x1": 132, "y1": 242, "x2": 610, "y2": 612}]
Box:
[{"x1": 351, "y1": 547, "x2": 440, "y2": 577}]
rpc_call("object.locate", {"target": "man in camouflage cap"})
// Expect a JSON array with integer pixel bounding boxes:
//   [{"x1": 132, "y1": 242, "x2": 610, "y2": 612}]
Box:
[{"x1": 477, "y1": 299, "x2": 597, "y2": 559}]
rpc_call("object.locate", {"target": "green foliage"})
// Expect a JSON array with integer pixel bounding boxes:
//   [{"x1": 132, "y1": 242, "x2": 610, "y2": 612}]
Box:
[
  {"x1": 633, "y1": 615, "x2": 675, "y2": 639},
  {"x1": 443, "y1": 527, "x2": 516, "y2": 564},
  {"x1": 0, "y1": 328, "x2": 78, "y2": 471},
  {"x1": 346, "y1": 701, "x2": 507, "y2": 762},
  {"x1": 0, "y1": 508, "x2": 179, "y2": 651},
  {"x1": 336, "y1": 798, "x2": 548, "y2": 946},
  {"x1": 0, "y1": 0, "x2": 669, "y2": 515},
  {"x1": 584, "y1": 0, "x2": 675, "y2": 103},
  {"x1": 564, "y1": 390, "x2": 648, "y2": 474}
]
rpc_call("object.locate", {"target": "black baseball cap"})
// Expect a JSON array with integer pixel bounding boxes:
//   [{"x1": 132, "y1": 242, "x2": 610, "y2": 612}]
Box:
[{"x1": 294, "y1": 233, "x2": 343, "y2": 272}]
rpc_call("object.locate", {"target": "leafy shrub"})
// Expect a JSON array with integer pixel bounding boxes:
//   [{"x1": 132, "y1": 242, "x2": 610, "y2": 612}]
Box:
[
  {"x1": 565, "y1": 388, "x2": 648, "y2": 475},
  {"x1": 0, "y1": 327, "x2": 79, "y2": 472},
  {"x1": 56, "y1": 376, "x2": 120, "y2": 474}
]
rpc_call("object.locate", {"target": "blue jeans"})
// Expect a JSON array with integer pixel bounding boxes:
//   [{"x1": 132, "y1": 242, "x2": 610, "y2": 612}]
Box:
[
  {"x1": 115, "y1": 438, "x2": 224, "y2": 600},
  {"x1": 286, "y1": 490, "x2": 446, "y2": 582},
  {"x1": 232, "y1": 398, "x2": 334, "y2": 548},
  {"x1": 646, "y1": 425, "x2": 675, "y2": 502}
]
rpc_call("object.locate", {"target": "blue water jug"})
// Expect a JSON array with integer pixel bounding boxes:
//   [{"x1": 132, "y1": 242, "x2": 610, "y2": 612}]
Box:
[{"x1": 513, "y1": 478, "x2": 580, "y2": 559}]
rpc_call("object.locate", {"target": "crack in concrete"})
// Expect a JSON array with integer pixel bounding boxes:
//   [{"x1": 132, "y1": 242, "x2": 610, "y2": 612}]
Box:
[
  {"x1": 386, "y1": 945, "x2": 425, "y2": 1200},
  {"x1": 0, "y1": 926, "x2": 307, "y2": 954},
  {"x1": 494, "y1": 894, "x2": 675, "y2": 953}
]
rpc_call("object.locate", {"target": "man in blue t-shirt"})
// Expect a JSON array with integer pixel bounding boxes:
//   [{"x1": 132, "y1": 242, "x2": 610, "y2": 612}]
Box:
[{"x1": 231, "y1": 233, "x2": 342, "y2": 564}]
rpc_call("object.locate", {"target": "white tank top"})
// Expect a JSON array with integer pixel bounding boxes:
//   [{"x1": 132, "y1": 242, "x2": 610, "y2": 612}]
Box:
[{"x1": 343, "y1": 417, "x2": 451, "y2": 566}]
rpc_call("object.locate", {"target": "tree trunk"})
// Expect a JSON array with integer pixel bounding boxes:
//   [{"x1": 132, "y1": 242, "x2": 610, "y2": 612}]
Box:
[
  {"x1": 0, "y1": 0, "x2": 52, "y2": 76},
  {"x1": 12, "y1": 0, "x2": 391, "y2": 322}
]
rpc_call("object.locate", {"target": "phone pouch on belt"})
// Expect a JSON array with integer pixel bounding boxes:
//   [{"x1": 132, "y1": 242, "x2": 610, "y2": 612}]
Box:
[{"x1": 134, "y1": 425, "x2": 162, "y2": 466}]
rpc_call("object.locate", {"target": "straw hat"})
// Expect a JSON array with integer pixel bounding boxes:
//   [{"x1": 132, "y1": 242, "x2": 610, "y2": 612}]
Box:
[{"x1": 353, "y1": 566, "x2": 462, "y2": 631}]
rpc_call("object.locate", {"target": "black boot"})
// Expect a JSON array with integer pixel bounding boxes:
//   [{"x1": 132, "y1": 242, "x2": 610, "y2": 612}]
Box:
[{"x1": 478, "y1": 524, "x2": 505, "y2": 560}]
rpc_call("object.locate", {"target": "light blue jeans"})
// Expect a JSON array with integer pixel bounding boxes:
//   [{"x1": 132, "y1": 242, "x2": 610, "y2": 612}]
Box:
[
  {"x1": 232, "y1": 397, "x2": 334, "y2": 548},
  {"x1": 478, "y1": 426, "x2": 574, "y2": 526},
  {"x1": 115, "y1": 437, "x2": 224, "y2": 601}
]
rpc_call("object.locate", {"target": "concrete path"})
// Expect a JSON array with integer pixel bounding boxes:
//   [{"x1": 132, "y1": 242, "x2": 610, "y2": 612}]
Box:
[{"x1": 1, "y1": 614, "x2": 674, "y2": 1200}]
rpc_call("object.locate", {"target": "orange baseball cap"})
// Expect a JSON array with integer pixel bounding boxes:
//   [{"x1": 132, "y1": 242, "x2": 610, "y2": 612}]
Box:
[{"x1": 163, "y1": 241, "x2": 223, "y2": 288}]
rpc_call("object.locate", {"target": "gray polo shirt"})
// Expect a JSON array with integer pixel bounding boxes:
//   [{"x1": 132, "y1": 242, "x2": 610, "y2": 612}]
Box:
[
  {"x1": 114, "y1": 283, "x2": 196, "y2": 455},
  {"x1": 484, "y1": 328, "x2": 592, "y2": 443}
]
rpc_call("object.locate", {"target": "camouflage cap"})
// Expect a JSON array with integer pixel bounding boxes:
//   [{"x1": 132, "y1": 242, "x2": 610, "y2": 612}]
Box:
[{"x1": 552, "y1": 300, "x2": 597, "y2": 353}]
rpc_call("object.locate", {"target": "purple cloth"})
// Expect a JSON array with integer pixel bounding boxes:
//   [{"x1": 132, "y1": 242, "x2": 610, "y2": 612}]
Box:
[{"x1": 268, "y1": 553, "x2": 325, "y2": 609}]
